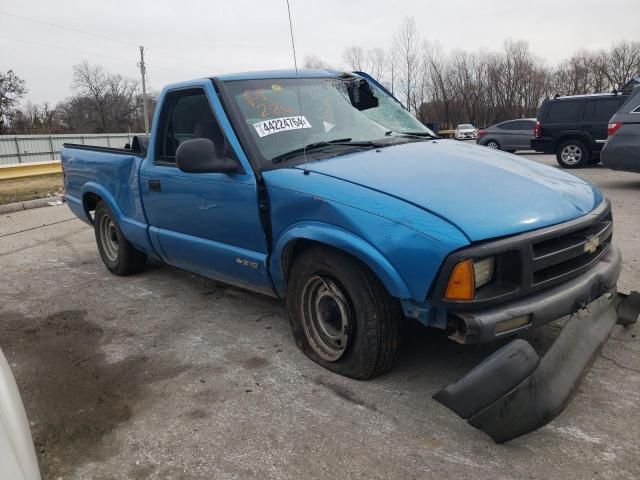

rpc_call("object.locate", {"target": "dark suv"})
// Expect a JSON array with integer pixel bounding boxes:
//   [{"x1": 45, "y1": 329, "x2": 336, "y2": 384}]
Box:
[{"x1": 531, "y1": 93, "x2": 628, "y2": 168}]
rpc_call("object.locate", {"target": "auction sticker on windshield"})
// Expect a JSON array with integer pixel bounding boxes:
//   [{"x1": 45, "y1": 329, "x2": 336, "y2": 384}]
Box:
[{"x1": 253, "y1": 116, "x2": 311, "y2": 138}]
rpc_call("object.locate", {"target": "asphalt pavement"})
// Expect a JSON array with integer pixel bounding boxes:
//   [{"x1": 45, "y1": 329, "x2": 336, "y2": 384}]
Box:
[{"x1": 0, "y1": 152, "x2": 638, "y2": 480}]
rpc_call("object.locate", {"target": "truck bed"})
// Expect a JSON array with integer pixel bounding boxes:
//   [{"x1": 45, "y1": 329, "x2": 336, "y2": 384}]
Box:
[{"x1": 61, "y1": 143, "x2": 152, "y2": 255}]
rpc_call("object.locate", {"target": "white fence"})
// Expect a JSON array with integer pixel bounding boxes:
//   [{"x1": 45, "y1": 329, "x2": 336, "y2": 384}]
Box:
[{"x1": 0, "y1": 133, "x2": 144, "y2": 165}]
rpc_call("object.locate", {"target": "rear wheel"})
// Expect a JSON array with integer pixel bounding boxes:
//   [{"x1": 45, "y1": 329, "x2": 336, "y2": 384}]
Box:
[
  {"x1": 556, "y1": 139, "x2": 590, "y2": 168},
  {"x1": 485, "y1": 139, "x2": 500, "y2": 150},
  {"x1": 286, "y1": 246, "x2": 401, "y2": 380},
  {"x1": 94, "y1": 201, "x2": 147, "y2": 275}
]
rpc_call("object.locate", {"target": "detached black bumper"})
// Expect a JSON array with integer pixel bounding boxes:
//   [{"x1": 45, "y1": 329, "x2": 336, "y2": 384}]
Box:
[{"x1": 434, "y1": 288, "x2": 640, "y2": 443}]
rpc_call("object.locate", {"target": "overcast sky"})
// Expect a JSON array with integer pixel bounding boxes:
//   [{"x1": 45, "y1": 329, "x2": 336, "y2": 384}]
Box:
[{"x1": 1, "y1": 0, "x2": 639, "y2": 105}]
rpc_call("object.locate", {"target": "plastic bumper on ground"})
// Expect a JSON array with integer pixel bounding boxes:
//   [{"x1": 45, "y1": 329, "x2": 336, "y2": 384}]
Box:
[{"x1": 434, "y1": 289, "x2": 640, "y2": 443}]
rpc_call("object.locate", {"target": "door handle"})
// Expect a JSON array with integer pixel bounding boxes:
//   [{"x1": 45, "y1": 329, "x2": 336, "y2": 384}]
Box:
[{"x1": 149, "y1": 180, "x2": 161, "y2": 192}]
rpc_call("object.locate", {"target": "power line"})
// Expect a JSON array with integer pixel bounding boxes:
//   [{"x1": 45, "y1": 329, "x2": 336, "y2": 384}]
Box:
[
  {"x1": 0, "y1": 35, "x2": 194, "y2": 78},
  {"x1": 0, "y1": 9, "x2": 212, "y2": 71},
  {"x1": 0, "y1": 35, "x2": 137, "y2": 64}
]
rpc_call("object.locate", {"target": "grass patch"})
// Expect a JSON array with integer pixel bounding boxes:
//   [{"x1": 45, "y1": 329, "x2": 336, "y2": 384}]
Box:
[{"x1": 0, "y1": 174, "x2": 64, "y2": 205}]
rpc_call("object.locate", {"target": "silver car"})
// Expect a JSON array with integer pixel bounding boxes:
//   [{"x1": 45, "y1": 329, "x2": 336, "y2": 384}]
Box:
[
  {"x1": 601, "y1": 85, "x2": 640, "y2": 173},
  {"x1": 454, "y1": 124, "x2": 477, "y2": 140},
  {"x1": 476, "y1": 118, "x2": 536, "y2": 152}
]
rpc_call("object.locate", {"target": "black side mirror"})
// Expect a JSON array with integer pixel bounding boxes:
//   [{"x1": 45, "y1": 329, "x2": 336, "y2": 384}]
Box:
[{"x1": 176, "y1": 138, "x2": 242, "y2": 174}]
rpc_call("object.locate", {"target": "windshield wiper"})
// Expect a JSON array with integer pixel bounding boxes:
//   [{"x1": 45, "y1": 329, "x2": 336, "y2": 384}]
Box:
[{"x1": 271, "y1": 138, "x2": 381, "y2": 164}]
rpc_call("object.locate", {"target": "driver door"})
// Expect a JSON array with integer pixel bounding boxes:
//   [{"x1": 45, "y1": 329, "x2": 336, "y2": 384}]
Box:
[{"x1": 139, "y1": 85, "x2": 272, "y2": 294}]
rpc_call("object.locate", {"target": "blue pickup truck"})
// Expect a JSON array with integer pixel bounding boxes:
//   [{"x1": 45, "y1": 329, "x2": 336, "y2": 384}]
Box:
[{"x1": 61, "y1": 70, "x2": 639, "y2": 442}]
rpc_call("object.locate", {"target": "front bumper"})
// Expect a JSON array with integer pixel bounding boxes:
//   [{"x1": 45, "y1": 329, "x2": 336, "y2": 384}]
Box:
[
  {"x1": 451, "y1": 246, "x2": 621, "y2": 344},
  {"x1": 434, "y1": 287, "x2": 640, "y2": 443}
]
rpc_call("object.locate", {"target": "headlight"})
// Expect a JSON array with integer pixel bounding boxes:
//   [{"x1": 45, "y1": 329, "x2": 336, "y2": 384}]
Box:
[
  {"x1": 444, "y1": 256, "x2": 495, "y2": 301},
  {"x1": 473, "y1": 257, "x2": 495, "y2": 289}
]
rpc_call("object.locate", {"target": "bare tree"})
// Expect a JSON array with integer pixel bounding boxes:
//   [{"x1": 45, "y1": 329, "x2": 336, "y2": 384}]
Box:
[
  {"x1": 604, "y1": 40, "x2": 640, "y2": 91},
  {"x1": 41, "y1": 102, "x2": 58, "y2": 134},
  {"x1": 393, "y1": 17, "x2": 422, "y2": 113},
  {"x1": 386, "y1": 47, "x2": 398, "y2": 94},
  {"x1": 0, "y1": 70, "x2": 27, "y2": 133},
  {"x1": 72, "y1": 61, "x2": 110, "y2": 132},
  {"x1": 343, "y1": 46, "x2": 367, "y2": 71},
  {"x1": 367, "y1": 48, "x2": 387, "y2": 83},
  {"x1": 23, "y1": 102, "x2": 40, "y2": 134},
  {"x1": 303, "y1": 55, "x2": 332, "y2": 70}
]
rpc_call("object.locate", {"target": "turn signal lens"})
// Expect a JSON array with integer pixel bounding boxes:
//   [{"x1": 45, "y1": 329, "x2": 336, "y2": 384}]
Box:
[{"x1": 445, "y1": 259, "x2": 475, "y2": 301}]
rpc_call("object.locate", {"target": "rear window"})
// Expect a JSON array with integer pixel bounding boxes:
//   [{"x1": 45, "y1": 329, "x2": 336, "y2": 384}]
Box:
[
  {"x1": 583, "y1": 98, "x2": 621, "y2": 122},
  {"x1": 546, "y1": 101, "x2": 580, "y2": 122}
]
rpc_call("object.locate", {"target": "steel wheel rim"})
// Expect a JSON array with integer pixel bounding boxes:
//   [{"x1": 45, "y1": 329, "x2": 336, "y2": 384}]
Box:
[
  {"x1": 300, "y1": 275, "x2": 351, "y2": 361},
  {"x1": 99, "y1": 215, "x2": 119, "y2": 263},
  {"x1": 487, "y1": 141, "x2": 498, "y2": 149},
  {"x1": 561, "y1": 145, "x2": 582, "y2": 165}
]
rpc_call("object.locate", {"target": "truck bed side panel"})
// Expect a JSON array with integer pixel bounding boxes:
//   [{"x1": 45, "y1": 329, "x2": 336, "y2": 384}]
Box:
[{"x1": 62, "y1": 147, "x2": 154, "y2": 256}]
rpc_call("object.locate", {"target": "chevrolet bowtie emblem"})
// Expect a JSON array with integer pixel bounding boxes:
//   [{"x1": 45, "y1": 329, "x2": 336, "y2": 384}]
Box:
[{"x1": 584, "y1": 236, "x2": 600, "y2": 254}]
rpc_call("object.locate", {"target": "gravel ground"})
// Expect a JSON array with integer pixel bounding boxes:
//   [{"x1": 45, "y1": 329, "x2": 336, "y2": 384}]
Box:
[{"x1": 0, "y1": 153, "x2": 638, "y2": 480}]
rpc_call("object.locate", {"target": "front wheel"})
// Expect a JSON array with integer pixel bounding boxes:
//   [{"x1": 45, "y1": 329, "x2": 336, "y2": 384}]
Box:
[
  {"x1": 286, "y1": 247, "x2": 401, "y2": 380},
  {"x1": 556, "y1": 140, "x2": 590, "y2": 168},
  {"x1": 94, "y1": 201, "x2": 147, "y2": 275}
]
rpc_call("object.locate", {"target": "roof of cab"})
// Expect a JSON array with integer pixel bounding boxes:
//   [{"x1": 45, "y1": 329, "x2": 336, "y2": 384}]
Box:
[{"x1": 215, "y1": 69, "x2": 347, "y2": 81}]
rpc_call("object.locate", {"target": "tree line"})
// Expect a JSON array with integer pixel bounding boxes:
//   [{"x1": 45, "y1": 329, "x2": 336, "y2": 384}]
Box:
[
  {"x1": 308, "y1": 17, "x2": 640, "y2": 129},
  {"x1": 2, "y1": 17, "x2": 639, "y2": 135},
  {"x1": 0, "y1": 61, "x2": 155, "y2": 135}
]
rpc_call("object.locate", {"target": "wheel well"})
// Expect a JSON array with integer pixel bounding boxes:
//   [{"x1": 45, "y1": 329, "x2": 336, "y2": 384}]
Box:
[
  {"x1": 281, "y1": 238, "x2": 318, "y2": 282},
  {"x1": 557, "y1": 135, "x2": 591, "y2": 152},
  {"x1": 82, "y1": 192, "x2": 102, "y2": 224},
  {"x1": 280, "y1": 238, "x2": 403, "y2": 299}
]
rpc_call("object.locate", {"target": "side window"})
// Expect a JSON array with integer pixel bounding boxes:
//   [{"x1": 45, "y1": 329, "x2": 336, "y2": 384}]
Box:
[
  {"x1": 517, "y1": 120, "x2": 535, "y2": 131},
  {"x1": 155, "y1": 89, "x2": 231, "y2": 164},
  {"x1": 633, "y1": 105, "x2": 640, "y2": 113},
  {"x1": 496, "y1": 122, "x2": 512, "y2": 130},
  {"x1": 584, "y1": 98, "x2": 620, "y2": 122},
  {"x1": 547, "y1": 101, "x2": 580, "y2": 122}
]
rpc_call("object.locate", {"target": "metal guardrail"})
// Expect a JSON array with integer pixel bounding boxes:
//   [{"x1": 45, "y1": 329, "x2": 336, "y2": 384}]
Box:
[
  {"x1": 0, "y1": 133, "x2": 143, "y2": 166},
  {"x1": 0, "y1": 161, "x2": 62, "y2": 180}
]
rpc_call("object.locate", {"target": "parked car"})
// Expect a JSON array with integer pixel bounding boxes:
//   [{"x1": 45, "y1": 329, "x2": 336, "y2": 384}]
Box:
[
  {"x1": 454, "y1": 124, "x2": 477, "y2": 140},
  {"x1": 531, "y1": 92, "x2": 628, "y2": 168},
  {"x1": 61, "y1": 70, "x2": 639, "y2": 443},
  {"x1": 0, "y1": 348, "x2": 41, "y2": 480},
  {"x1": 601, "y1": 85, "x2": 640, "y2": 173},
  {"x1": 477, "y1": 119, "x2": 536, "y2": 152}
]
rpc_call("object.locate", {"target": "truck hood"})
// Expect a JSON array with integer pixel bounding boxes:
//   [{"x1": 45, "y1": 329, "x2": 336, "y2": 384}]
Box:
[{"x1": 294, "y1": 140, "x2": 602, "y2": 241}]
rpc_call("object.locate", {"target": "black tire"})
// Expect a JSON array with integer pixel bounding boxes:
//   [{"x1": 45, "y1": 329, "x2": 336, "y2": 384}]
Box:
[
  {"x1": 94, "y1": 201, "x2": 147, "y2": 275},
  {"x1": 485, "y1": 139, "x2": 501, "y2": 150},
  {"x1": 556, "y1": 139, "x2": 590, "y2": 168},
  {"x1": 286, "y1": 246, "x2": 401, "y2": 380}
]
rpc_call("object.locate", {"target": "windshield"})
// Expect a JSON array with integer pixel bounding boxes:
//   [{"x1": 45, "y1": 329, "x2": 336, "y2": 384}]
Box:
[
  {"x1": 223, "y1": 76, "x2": 433, "y2": 167},
  {"x1": 458, "y1": 124, "x2": 474, "y2": 129}
]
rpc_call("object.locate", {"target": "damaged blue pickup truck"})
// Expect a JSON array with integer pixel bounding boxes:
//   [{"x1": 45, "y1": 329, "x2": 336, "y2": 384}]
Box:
[{"x1": 61, "y1": 70, "x2": 639, "y2": 442}]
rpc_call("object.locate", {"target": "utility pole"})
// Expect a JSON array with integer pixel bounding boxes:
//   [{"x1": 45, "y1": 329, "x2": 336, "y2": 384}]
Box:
[{"x1": 138, "y1": 46, "x2": 150, "y2": 134}]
